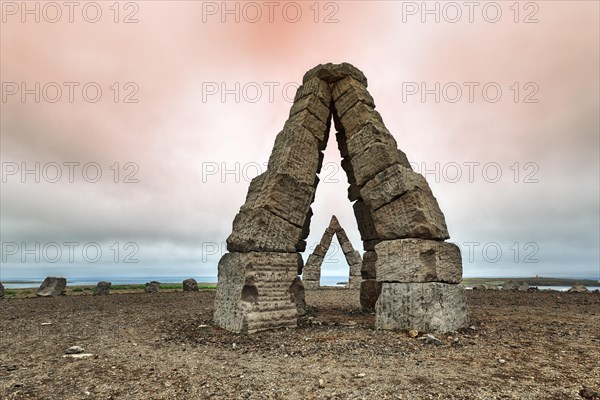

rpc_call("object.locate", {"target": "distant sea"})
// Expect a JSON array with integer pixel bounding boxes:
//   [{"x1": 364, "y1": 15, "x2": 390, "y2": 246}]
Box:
[{"x1": 1, "y1": 275, "x2": 350, "y2": 289}]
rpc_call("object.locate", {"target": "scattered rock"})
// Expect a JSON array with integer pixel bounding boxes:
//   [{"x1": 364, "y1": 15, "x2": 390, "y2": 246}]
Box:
[
  {"x1": 183, "y1": 278, "x2": 199, "y2": 292},
  {"x1": 318, "y1": 378, "x2": 325, "y2": 388},
  {"x1": 502, "y1": 280, "x2": 529, "y2": 292},
  {"x1": 63, "y1": 353, "x2": 94, "y2": 359},
  {"x1": 65, "y1": 346, "x2": 85, "y2": 354},
  {"x1": 419, "y1": 334, "x2": 443, "y2": 346},
  {"x1": 498, "y1": 358, "x2": 507, "y2": 364},
  {"x1": 37, "y1": 277, "x2": 67, "y2": 297},
  {"x1": 145, "y1": 281, "x2": 160, "y2": 293},
  {"x1": 568, "y1": 284, "x2": 588, "y2": 293},
  {"x1": 408, "y1": 329, "x2": 419, "y2": 338},
  {"x1": 289, "y1": 276, "x2": 306, "y2": 316},
  {"x1": 580, "y1": 387, "x2": 600, "y2": 399},
  {"x1": 94, "y1": 281, "x2": 111, "y2": 296}
]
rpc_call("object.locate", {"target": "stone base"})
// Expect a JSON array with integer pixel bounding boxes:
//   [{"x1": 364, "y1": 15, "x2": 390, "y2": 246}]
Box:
[
  {"x1": 375, "y1": 282, "x2": 468, "y2": 333},
  {"x1": 214, "y1": 252, "x2": 300, "y2": 333}
]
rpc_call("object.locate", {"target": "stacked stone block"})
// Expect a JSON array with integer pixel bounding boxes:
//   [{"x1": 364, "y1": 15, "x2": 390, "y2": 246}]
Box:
[{"x1": 214, "y1": 76, "x2": 332, "y2": 333}]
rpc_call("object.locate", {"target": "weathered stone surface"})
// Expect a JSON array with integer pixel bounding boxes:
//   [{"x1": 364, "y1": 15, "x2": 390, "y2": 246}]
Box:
[
  {"x1": 348, "y1": 183, "x2": 361, "y2": 201},
  {"x1": 348, "y1": 275, "x2": 363, "y2": 289},
  {"x1": 183, "y1": 278, "x2": 199, "y2": 291},
  {"x1": 346, "y1": 122, "x2": 398, "y2": 160},
  {"x1": 37, "y1": 277, "x2": 66, "y2": 297},
  {"x1": 375, "y1": 283, "x2": 469, "y2": 333},
  {"x1": 361, "y1": 251, "x2": 377, "y2": 279},
  {"x1": 361, "y1": 164, "x2": 429, "y2": 211},
  {"x1": 375, "y1": 239, "x2": 462, "y2": 284},
  {"x1": 289, "y1": 94, "x2": 331, "y2": 124},
  {"x1": 94, "y1": 281, "x2": 111, "y2": 296},
  {"x1": 360, "y1": 279, "x2": 381, "y2": 311},
  {"x1": 303, "y1": 62, "x2": 368, "y2": 87},
  {"x1": 302, "y1": 254, "x2": 323, "y2": 281},
  {"x1": 268, "y1": 125, "x2": 321, "y2": 187},
  {"x1": 241, "y1": 172, "x2": 315, "y2": 228},
  {"x1": 289, "y1": 276, "x2": 306, "y2": 316},
  {"x1": 294, "y1": 77, "x2": 332, "y2": 106},
  {"x1": 350, "y1": 143, "x2": 406, "y2": 187},
  {"x1": 0, "y1": 283, "x2": 4, "y2": 298},
  {"x1": 214, "y1": 252, "x2": 300, "y2": 333},
  {"x1": 332, "y1": 79, "x2": 375, "y2": 117},
  {"x1": 339, "y1": 102, "x2": 383, "y2": 139},
  {"x1": 145, "y1": 281, "x2": 160, "y2": 293},
  {"x1": 502, "y1": 280, "x2": 529, "y2": 291},
  {"x1": 345, "y1": 250, "x2": 362, "y2": 269},
  {"x1": 303, "y1": 280, "x2": 320, "y2": 290},
  {"x1": 353, "y1": 200, "x2": 379, "y2": 241},
  {"x1": 372, "y1": 190, "x2": 449, "y2": 240},
  {"x1": 227, "y1": 208, "x2": 304, "y2": 253},
  {"x1": 285, "y1": 110, "x2": 330, "y2": 148},
  {"x1": 567, "y1": 284, "x2": 588, "y2": 293}
]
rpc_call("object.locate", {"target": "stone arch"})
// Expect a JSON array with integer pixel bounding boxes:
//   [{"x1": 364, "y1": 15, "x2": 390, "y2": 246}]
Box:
[
  {"x1": 214, "y1": 63, "x2": 468, "y2": 334},
  {"x1": 302, "y1": 215, "x2": 362, "y2": 289}
]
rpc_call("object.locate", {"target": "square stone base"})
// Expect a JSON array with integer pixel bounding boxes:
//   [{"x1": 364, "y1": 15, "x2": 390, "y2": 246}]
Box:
[{"x1": 375, "y1": 282, "x2": 468, "y2": 333}]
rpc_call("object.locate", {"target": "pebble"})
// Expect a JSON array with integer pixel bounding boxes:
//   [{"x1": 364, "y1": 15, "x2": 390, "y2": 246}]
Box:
[
  {"x1": 65, "y1": 346, "x2": 85, "y2": 354},
  {"x1": 498, "y1": 358, "x2": 507, "y2": 364},
  {"x1": 318, "y1": 379, "x2": 325, "y2": 388},
  {"x1": 408, "y1": 330, "x2": 419, "y2": 338},
  {"x1": 419, "y1": 334, "x2": 442, "y2": 346}
]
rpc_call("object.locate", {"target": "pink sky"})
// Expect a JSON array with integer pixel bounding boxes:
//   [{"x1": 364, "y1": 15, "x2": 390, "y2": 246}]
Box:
[{"x1": 1, "y1": 1, "x2": 598, "y2": 280}]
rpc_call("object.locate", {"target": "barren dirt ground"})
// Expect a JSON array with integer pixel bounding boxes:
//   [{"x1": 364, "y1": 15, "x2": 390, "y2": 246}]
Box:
[{"x1": 1, "y1": 289, "x2": 599, "y2": 399}]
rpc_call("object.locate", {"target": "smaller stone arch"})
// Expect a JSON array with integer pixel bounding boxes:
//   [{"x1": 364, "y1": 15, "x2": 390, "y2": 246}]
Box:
[{"x1": 303, "y1": 215, "x2": 362, "y2": 289}]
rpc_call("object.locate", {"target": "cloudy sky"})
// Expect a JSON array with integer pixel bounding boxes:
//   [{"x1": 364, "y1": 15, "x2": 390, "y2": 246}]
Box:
[{"x1": 1, "y1": 1, "x2": 598, "y2": 281}]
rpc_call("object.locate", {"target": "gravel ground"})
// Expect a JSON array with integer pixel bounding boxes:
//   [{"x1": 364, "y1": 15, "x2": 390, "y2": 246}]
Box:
[{"x1": 1, "y1": 289, "x2": 599, "y2": 399}]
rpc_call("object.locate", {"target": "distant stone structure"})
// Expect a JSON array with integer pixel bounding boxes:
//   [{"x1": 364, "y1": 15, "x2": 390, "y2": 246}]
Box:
[
  {"x1": 145, "y1": 281, "x2": 160, "y2": 293},
  {"x1": 94, "y1": 281, "x2": 111, "y2": 295},
  {"x1": 183, "y1": 278, "x2": 199, "y2": 291},
  {"x1": 37, "y1": 277, "x2": 66, "y2": 297},
  {"x1": 0, "y1": 282, "x2": 4, "y2": 298},
  {"x1": 502, "y1": 280, "x2": 529, "y2": 291},
  {"x1": 303, "y1": 215, "x2": 362, "y2": 289},
  {"x1": 214, "y1": 62, "x2": 468, "y2": 333}
]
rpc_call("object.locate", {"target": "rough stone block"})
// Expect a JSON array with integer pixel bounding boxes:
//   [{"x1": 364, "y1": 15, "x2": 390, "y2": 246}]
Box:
[
  {"x1": 360, "y1": 279, "x2": 381, "y2": 311},
  {"x1": 267, "y1": 125, "x2": 321, "y2": 187},
  {"x1": 94, "y1": 281, "x2": 111, "y2": 295},
  {"x1": 344, "y1": 250, "x2": 362, "y2": 268},
  {"x1": 331, "y1": 76, "x2": 367, "y2": 101},
  {"x1": 303, "y1": 62, "x2": 368, "y2": 87},
  {"x1": 372, "y1": 190, "x2": 449, "y2": 240},
  {"x1": 375, "y1": 282, "x2": 469, "y2": 333},
  {"x1": 289, "y1": 276, "x2": 306, "y2": 316},
  {"x1": 339, "y1": 102, "x2": 383, "y2": 139},
  {"x1": 289, "y1": 94, "x2": 331, "y2": 124},
  {"x1": 214, "y1": 252, "x2": 300, "y2": 333},
  {"x1": 241, "y1": 172, "x2": 315, "y2": 228},
  {"x1": 145, "y1": 281, "x2": 160, "y2": 293},
  {"x1": 361, "y1": 251, "x2": 377, "y2": 279},
  {"x1": 37, "y1": 277, "x2": 66, "y2": 297},
  {"x1": 302, "y1": 254, "x2": 323, "y2": 281},
  {"x1": 361, "y1": 164, "x2": 430, "y2": 211},
  {"x1": 353, "y1": 200, "x2": 379, "y2": 241},
  {"x1": 375, "y1": 239, "x2": 462, "y2": 283},
  {"x1": 285, "y1": 110, "x2": 330, "y2": 148},
  {"x1": 332, "y1": 80, "x2": 375, "y2": 117},
  {"x1": 294, "y1": 77, "x2": 332, "y2": 106},
  {"x1": 183, "y1": 278, "x2": 199, "y2": 291},
  {"x1": 227, "y1": 208, "x2": 304, "y2": 253},
  {"x1": 346, "y1": 122, "x2": 397, "y2": 160},
  {"x1": 350, "y1": 142, "x2": 405, "y2": 187}
]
